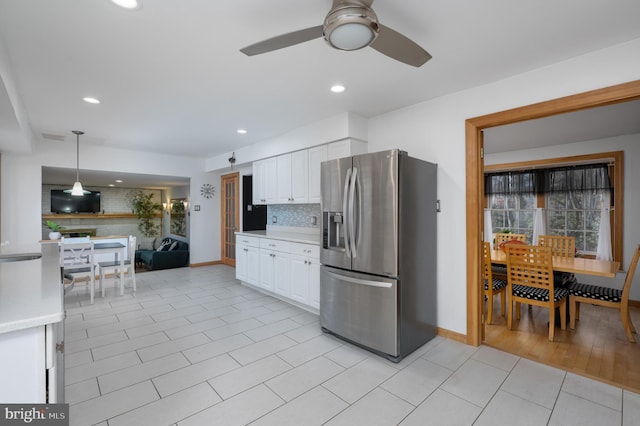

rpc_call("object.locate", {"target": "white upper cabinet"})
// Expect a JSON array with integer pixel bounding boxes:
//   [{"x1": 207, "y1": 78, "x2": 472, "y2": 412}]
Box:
[
  {"x1": 277, "y1": 151, "x2": 308, "y2": 203},
  {"x1": 253, "y1": 157, "x2": 277, "y2": 204},
  {"x1": 252, "y1": 160, "x2": 265, "y2": 205},
  {"x1": 252, "y1": 139, "x2": 366, "y2": 205},
  {"x1": 308, "y1": 145, "x2": 327, "y2": 204},
  {"x1": 290, "y1": 150, "x2": 309, "y2": 203}
]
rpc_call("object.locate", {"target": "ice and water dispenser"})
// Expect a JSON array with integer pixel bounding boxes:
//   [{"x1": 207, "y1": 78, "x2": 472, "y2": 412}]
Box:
[{"x1": 322, "y1": 211, "x2": 345, "y2": 251}]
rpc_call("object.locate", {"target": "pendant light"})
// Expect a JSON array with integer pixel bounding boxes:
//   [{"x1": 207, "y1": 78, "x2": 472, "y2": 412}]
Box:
[{"x1": 65, "y1": 130, "x2": 90, "y2": 196}]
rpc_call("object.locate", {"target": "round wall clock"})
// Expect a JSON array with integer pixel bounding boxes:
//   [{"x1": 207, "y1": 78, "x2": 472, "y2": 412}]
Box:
[{"x1": 200, "y1": 183, "x2": 215, "y2": 199}]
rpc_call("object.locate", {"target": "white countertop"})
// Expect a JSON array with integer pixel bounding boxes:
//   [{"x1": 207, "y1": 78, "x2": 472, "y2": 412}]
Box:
[
  {"x1": 236, "y1": 229, "x2": 320, "y2": 245},
  {"x1": 0, "y1": 242, "x2": 64, "y2": 334}
]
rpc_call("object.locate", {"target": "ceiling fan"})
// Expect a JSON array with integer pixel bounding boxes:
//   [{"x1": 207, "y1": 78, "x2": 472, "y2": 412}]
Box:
[{"x1": 240, "y1": 0, "x2": 431, "y2": 67}]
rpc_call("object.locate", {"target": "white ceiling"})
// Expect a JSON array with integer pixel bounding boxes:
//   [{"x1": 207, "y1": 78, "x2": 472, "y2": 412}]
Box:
[
  {"x1": 2, "y1": 0, "x2": 640, "y2": 186},
  {"x1": 484, "y1": 99, "x2": 640, "y2": 154}
]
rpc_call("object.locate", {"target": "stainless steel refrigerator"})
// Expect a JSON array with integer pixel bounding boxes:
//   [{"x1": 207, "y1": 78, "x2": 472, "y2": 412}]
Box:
[{"x1": 320, "y1": 149, "x2": 437, "y2": 362}]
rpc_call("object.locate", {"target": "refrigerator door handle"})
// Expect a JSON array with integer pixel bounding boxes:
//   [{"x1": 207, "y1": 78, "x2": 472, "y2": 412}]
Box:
[
  {"x1": 325, "y1": 270, "x2": 393, "y2": 288},
  {"x1": 343, "y1": 167, "x2": 352, "y2": 257},
  {"x1": 348, "y1": 167, "x2": 358, "y2": 258}
]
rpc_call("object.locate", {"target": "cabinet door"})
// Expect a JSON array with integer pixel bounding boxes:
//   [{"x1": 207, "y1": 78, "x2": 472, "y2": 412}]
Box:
[
  {"x1": 264, "y1": 157, "x2": 278, "y2": 204},
  {"x1": 290, "y1": 150, "x2": 309, "y2": 203},
  {"x1": 259, "y1": 250, "x2": 274, "y2": 291},
  {"x1": 276, "y1": 153, "x2": 292, "y2": 203},
  {"x1": 252, "y1": 160, "x2": 265, "y2": 204},
  {"x1": 235, "y1": 244, "x2": 248, "y2": 281},
  {"x1": 246, "y1": 247, "x2": 260, "y2": 285},
  {"x1": 289, "y1": 254, "x2": 309, "y2": 304},
  {"x1": 273, "y1": 252, "x2": 291, "y2": 297},
  {"x1": 308, "y1": 257, "x2": 320, "y2": 309},
  {"x1": 308, "y1": 145, "x2": 327, "y2": 203}
]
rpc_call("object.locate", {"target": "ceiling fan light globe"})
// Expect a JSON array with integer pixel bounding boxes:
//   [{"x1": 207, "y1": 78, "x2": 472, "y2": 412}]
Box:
[
  {"x1": 328, "y1": 23, "x2": 375, "y2": 50},
  {"x1": 323, "y1": 5, "x2": 379, "y2": 51}
]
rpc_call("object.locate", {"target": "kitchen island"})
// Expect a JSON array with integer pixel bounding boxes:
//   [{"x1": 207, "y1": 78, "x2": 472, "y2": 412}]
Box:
[{"x1": 0, "y1": 242, "x2": 65, "y2": 403}]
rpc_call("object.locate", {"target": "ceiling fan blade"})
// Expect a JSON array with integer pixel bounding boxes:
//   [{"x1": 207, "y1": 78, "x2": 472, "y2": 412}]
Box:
[
  {"x1": 240, "y1": 25, "x2": 324, "y2": 56},
  {"x1": 370, "y1": 24, "x2": 432, "y2": 67}
]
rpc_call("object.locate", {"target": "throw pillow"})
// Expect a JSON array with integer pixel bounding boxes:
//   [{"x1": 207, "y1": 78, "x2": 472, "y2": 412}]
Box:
[
  {"x1": 156, "y1": 240, "x2": 170, "y2": 252},
  {"x1": 139, "y1": 237, "x2": 155, "y2": 250},
  {"x1": 168, "y1": 241, "x2": 179, "y2": 251}
]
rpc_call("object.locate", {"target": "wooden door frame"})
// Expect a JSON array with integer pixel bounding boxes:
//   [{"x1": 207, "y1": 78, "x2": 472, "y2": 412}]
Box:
[
  {"x1": 465, "y1": 80, "x2": 640, "y2": 346},
  {"x1": 220, "y1": 172, "x2": 240, "y2": 267}
]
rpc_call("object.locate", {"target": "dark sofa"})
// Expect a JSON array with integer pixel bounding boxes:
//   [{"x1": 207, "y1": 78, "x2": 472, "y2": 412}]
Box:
[{"x1": 136, "y1": 237, "x2": 189, "y2": 270}]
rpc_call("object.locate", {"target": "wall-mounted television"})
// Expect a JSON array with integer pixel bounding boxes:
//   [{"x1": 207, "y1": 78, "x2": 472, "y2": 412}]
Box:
[{"x1": 51, "y1": 190, "x2": 101, "y2": 213}]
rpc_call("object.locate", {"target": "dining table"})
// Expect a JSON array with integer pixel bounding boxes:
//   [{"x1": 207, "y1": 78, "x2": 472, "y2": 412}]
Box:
[{"x1": 490, "y1": 249, "x2": 620, "y2": 278}]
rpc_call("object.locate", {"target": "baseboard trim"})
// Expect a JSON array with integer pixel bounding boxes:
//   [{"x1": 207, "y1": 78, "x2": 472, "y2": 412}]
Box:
[
  {"x1": 190, "y1": 260, "x2": 224, "y2": 268},
  {"x1": 436, "y1": 327, "x2": 467, "y2": 344},
  {"x1": 630, "y1": 299, "x2": 640, "y2": 307}
]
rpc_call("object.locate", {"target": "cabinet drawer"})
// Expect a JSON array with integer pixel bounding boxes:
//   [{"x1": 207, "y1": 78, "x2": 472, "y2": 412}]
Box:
[
  {"x1": 260, "y1": 238, "x2": 290, "y2": 252},
  {"x1": 236, "y1": 235, "x2": 260, "y2": 248},
  {"x1": 289, "y1": 242, "x2": 319, "y2": 258}
]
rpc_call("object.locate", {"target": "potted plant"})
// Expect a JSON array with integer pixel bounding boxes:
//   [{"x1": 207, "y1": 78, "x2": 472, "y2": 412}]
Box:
[
  {"x1": 44, "y1": 220, "x2": 65, "y2": 240},
  {"x1": 132, "y1": 191, "x2": 162, "y2": 237}
]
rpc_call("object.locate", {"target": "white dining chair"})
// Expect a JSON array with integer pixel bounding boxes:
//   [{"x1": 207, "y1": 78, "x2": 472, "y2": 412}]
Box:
[
  {"x1": 60, "y1": 236, "x2": 98, "y2": 304},
  {"x1": 97, "y1": 236, "x2": 137, "y2": 297}
]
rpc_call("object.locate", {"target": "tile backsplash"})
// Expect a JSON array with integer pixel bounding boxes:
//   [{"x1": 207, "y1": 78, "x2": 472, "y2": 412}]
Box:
[{"x1": 267, "y1": 204, "x2": 321, "y2": 228}]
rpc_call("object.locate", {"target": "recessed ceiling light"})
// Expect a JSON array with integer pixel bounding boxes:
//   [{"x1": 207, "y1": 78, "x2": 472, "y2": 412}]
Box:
[
  {"x1": 110, "y1": 0, "x2": 141, "y2": 10},
  {"x1": 83, "y1": 97, "x2": 100, "y2": 104},
  {"x1": 236, "y1": 129, "x2": 247, "y2": 134},
  {"x1": 115, "y1": 179, "x2": 123, "y2": 183},
  {"x1": 330, "y1": 84, "x2": 346, "y2": 93},
  {"x1": 108, "y1": 184, "x2": 115, "y2": 187}
]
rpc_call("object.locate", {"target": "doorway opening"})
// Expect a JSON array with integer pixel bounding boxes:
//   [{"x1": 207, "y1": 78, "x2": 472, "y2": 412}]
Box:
[{"x1": 465, "y1": 79, "x2": 640, "y2": 391}]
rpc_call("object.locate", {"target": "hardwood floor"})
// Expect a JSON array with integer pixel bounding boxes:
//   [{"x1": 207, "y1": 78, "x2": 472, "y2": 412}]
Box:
[{"x1": 484, "y1": 299, "x2": 640, "y2": 392}]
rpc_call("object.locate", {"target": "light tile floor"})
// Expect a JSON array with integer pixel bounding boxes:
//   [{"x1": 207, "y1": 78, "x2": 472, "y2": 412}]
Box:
[{"x1": 64, "y1": 265, "x2": 640, "y2": 426}]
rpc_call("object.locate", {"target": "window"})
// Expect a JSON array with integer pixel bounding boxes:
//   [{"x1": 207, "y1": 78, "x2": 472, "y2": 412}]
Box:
[
  {"x1": 542, "y1": 163, "x2": 611, "y2": 255},
  {"x1": 485, "y1": 170, "x2": 536, "y2": 242},
  {"x1": 484, "y1": 151, "x2": 622, "y2": 263},
  {"x1": 546, "y1": 190, "x2": 607, "y2": 254},
  {"x1": 489, "y1": 193, "x2": 535, "y2": 242}
]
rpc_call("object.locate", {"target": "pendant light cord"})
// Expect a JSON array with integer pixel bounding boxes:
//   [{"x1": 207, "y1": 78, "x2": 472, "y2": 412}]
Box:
[
  {"x1": 72, "y1": 130, "x2": 84, "y2": 182},
  {"x1": 76, "y1": 132, "x2": 80, "y2": 182}
]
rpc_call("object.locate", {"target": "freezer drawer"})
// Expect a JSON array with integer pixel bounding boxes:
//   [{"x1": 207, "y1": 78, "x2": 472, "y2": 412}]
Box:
[{"x1": 320, "y1": 265, "x2": 398, "y2": 357}]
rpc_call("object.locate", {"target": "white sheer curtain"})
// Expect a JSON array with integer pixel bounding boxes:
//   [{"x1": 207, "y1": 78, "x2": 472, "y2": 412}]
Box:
[
  {"x1": 484, "y1": 208, "x2": 494, "y2": 249},
  {"x1": 532, "y1": 207, "x2": 546, "y2": 245},
  {"x1": 596, "y1": 191, "x2": 613, "y2": 261}
]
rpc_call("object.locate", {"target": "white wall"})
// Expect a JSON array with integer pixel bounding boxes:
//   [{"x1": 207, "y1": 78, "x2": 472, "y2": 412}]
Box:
[
  {"x1": 486, "y1": 133, "x2": 640, "y2": 300},
  {"x1": 204, "y1": 112, "x2": 368, "y2": 172},
  {"x1": 1, "y1": 140, "x2": 203, "y2": 249},
  {"x1": 366, "y1": 37, "x2": 640, "y2": 335}
]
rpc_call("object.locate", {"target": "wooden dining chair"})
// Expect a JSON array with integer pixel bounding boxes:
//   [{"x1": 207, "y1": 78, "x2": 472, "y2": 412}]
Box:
[
  {"x1": 482, "y1": 242, "x2": 507, "y2": 324},
  {"x1": 495, "y1": 233, "x2": 527, "y2": 247},
  {"x1": 569, "y1": 244, "x2": 640, "y2": 343},
  {"x1": 506, "y1": 244, "x2": 569, "y2": 341},
  {"x1": 493, "y1": 234, "x2": 528, "y2": 279},
  {"x1": 97, "y1": 236, "x2": 137, "y2": 297},
  {"x1": 538, "y1": 235, "x2": 576, "y2": 258}
]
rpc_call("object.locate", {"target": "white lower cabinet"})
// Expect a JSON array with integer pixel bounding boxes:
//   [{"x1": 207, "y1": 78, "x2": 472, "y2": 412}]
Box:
[
  {"x1": 308, "y1": 259, "x2": 320, "y2": 309},
  {"x1": 235, "y1": 233, "x2": 320, "y2": 312},
  {"x1": 259, "y1": 239, "x2": 290, "y2": 294},
  {"x1": 289, "y1": 242, "x2": 320, "y2": 308},
  {"x1": 259, "y1": 249, "x2": 290, "y2": 294},
  {"x1": 236, "y1": 236, "x2": 260, "y2": 286}
]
